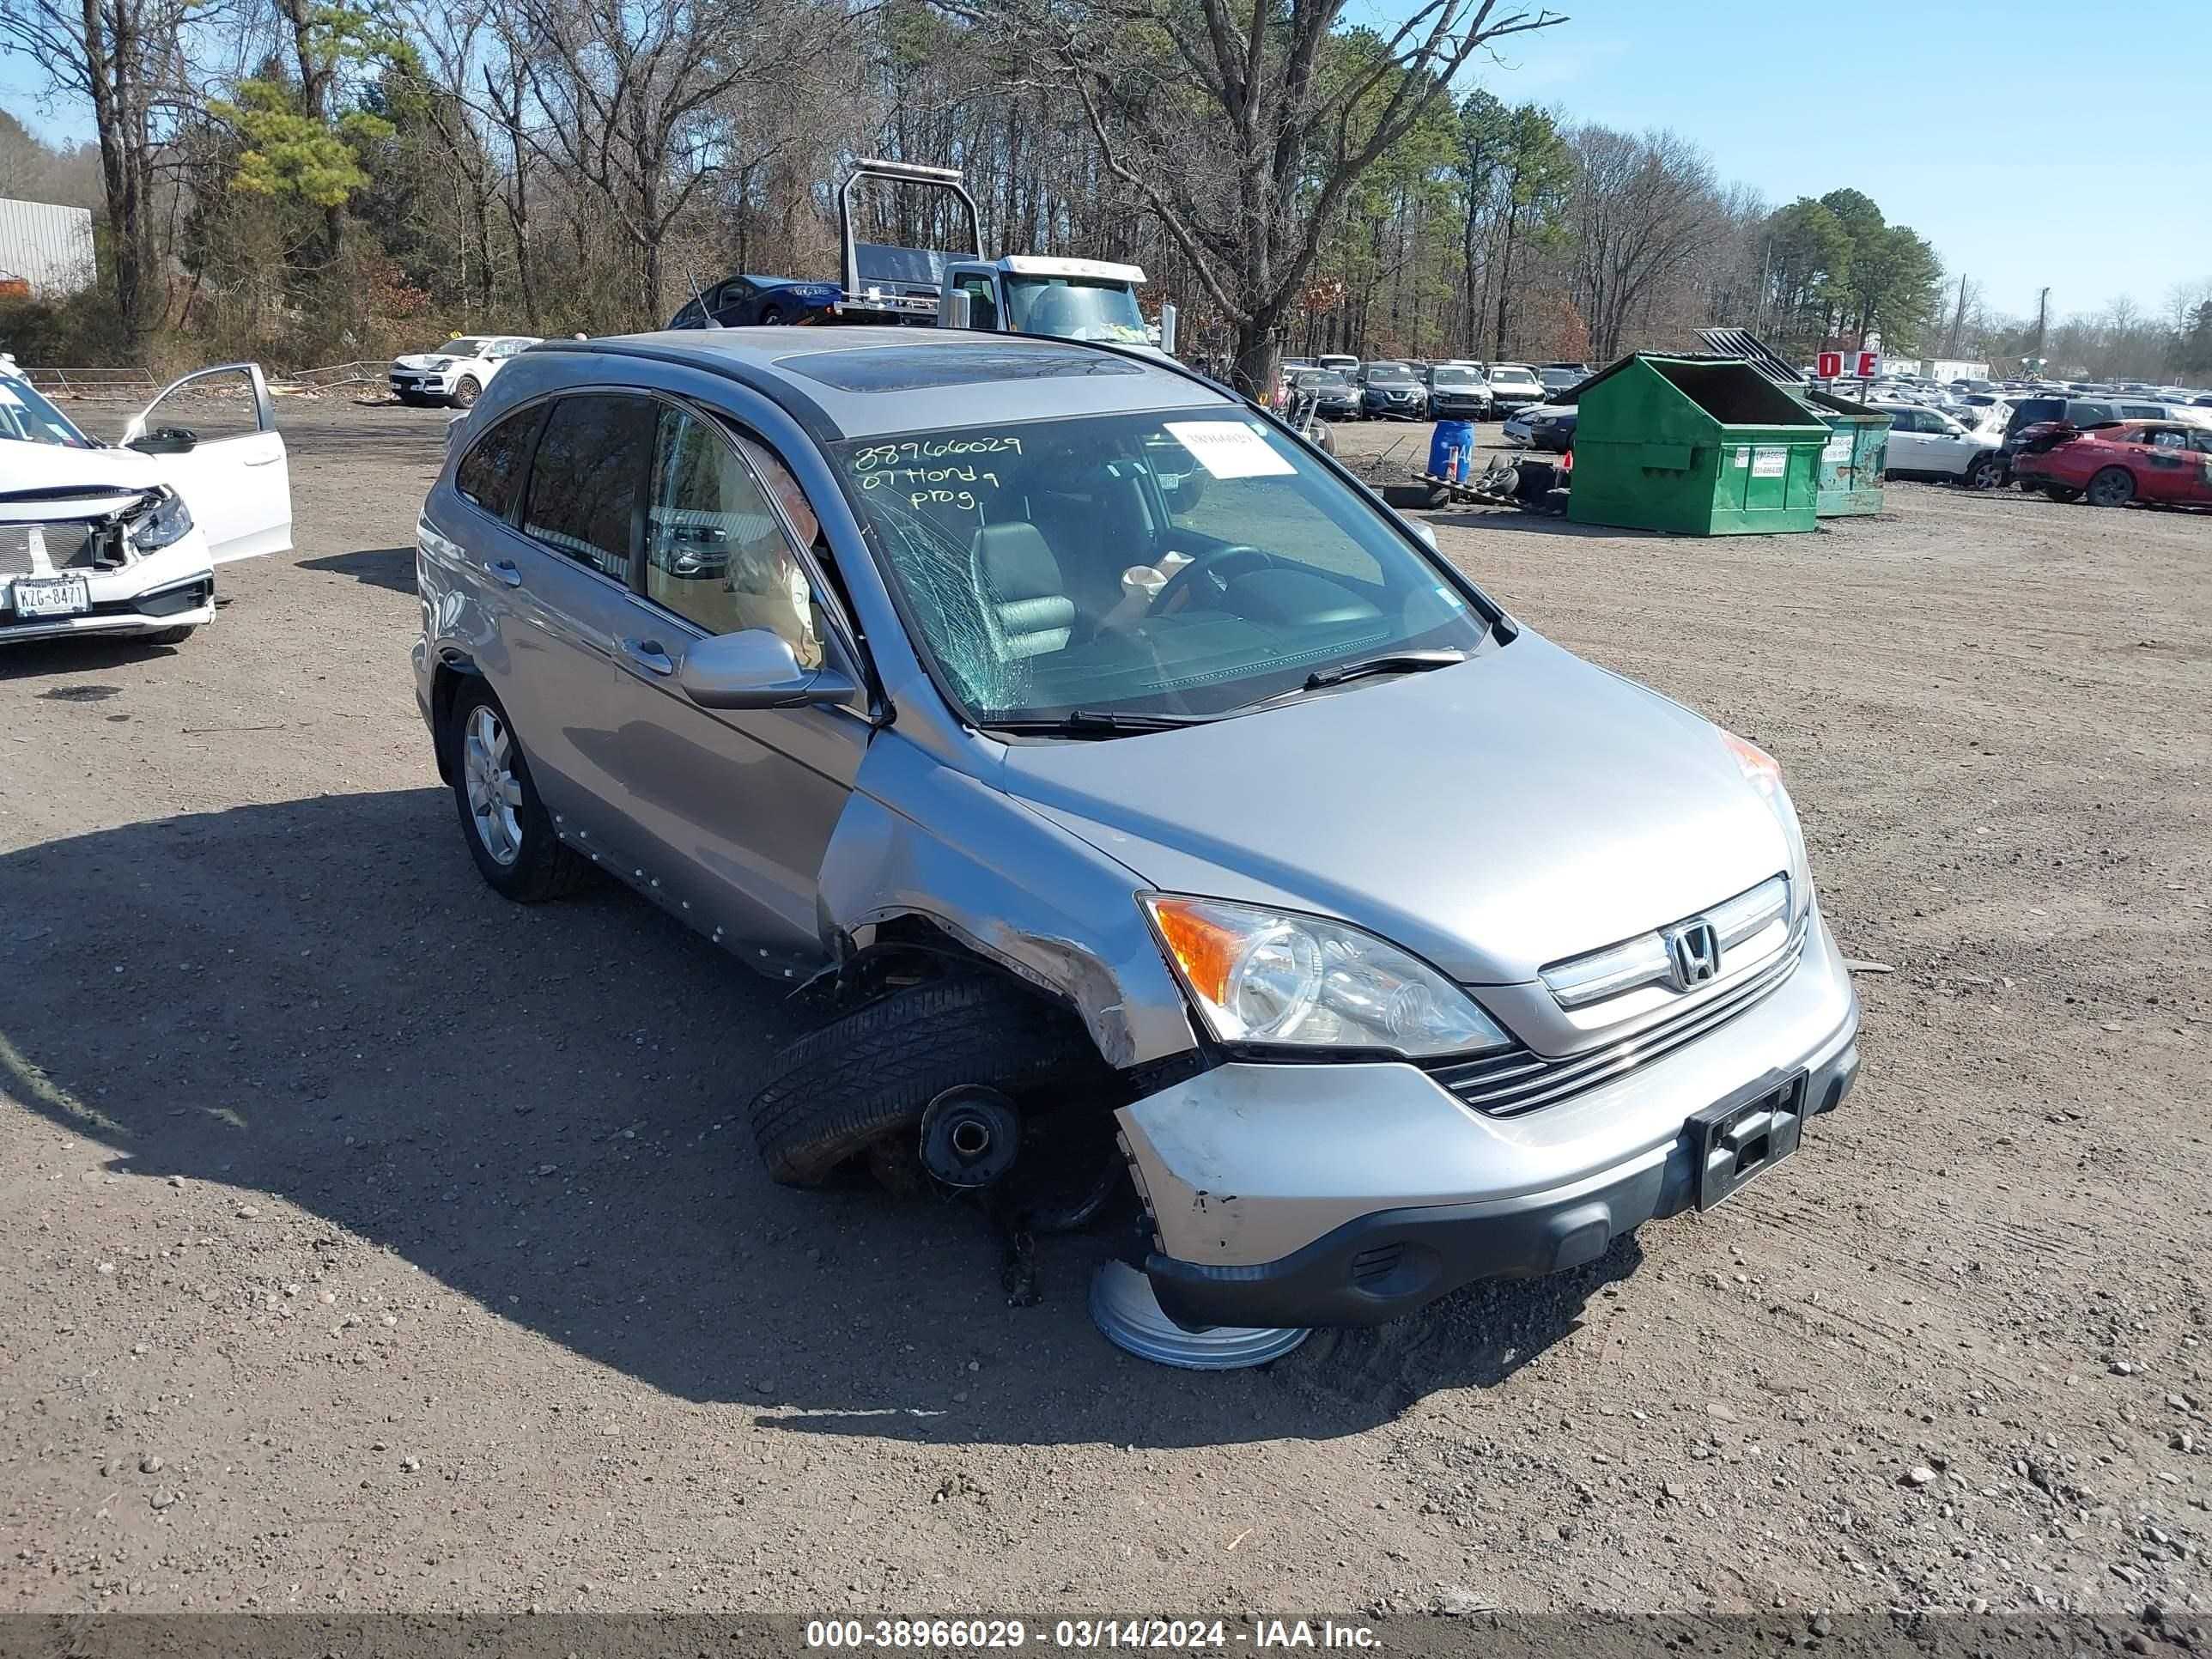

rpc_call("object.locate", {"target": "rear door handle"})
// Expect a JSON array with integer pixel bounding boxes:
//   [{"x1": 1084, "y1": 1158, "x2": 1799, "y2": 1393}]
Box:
[
  {"x1": 618, "y1": 637, "x2": 676, "y2": 677},
  {"x1": 484, "y1": 558, "x2": 522, "y2": 587}
]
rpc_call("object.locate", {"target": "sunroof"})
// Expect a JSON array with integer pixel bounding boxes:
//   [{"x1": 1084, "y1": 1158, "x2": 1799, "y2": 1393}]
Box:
[{"x1": 774, "y1": 342, "x2": 1146, "y2": 393}]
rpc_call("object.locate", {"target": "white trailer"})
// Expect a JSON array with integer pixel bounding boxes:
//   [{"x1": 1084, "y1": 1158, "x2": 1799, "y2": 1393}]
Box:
[{"x1": 0, "y1": 198, "x2": 96, "y2": 296}]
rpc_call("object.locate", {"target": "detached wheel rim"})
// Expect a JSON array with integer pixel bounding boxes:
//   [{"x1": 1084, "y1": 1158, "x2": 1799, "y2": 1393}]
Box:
[{"x1": 462, "y1": 704, "x2": 523, "y2": 867}]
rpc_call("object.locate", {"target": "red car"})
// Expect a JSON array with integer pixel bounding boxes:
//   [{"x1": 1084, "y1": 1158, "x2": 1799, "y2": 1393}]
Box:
[{"x1": 2011, "y1": 420, "x2": 2212, "y2": 507}]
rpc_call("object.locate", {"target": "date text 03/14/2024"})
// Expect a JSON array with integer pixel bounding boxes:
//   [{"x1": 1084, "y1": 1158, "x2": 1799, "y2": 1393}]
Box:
[{"x1": 804, "y1": 1618, "x2": 1382, "y2": 1650}]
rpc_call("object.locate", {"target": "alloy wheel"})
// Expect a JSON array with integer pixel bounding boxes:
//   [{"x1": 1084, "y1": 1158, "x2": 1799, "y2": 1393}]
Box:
[{"x1": 462, "y1": 703, "x2": 524, "y2": 866}]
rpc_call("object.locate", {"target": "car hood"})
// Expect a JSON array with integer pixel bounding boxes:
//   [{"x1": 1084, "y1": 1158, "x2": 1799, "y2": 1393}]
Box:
[
  {"x1": 392, "y1": 353, "x2": 466, "y2": 370},
  {"x1": 998, "y1": 632, "x2": 1793, "y2": 985},
  {"x1": 0, "y1": 441, "x2": 163, "y2": 517}
]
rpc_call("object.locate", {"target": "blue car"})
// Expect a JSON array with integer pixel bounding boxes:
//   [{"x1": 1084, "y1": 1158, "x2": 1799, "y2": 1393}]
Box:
[{"x1": 669, "y1": 274, "x2": 842, "y2": 329}]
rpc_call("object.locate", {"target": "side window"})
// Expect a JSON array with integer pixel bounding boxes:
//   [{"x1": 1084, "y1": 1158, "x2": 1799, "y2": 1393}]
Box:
[
  {"x1": 956, "y1": 276, "x2": 998, "y2": 331},
  {"x1": 131, "y1": 364, "x2": 267, "y2": 447},
  {"x1": 522, "y1": 394, "x2": 653, "y2": 579},
  {"x1": 645, "y1": 407, "x2": 824, "y2": 665},
  {"x1": 455, "y1": 404, "x2": 544, "y2": 520}
]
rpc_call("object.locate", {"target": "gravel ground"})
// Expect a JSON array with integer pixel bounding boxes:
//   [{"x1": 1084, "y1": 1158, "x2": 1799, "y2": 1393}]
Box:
[{"x1": 1, "y1": 398, "x2": 2207, "y2": 1622}]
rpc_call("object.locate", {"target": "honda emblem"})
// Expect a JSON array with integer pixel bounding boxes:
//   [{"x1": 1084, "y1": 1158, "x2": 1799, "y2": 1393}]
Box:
[{"x1": 1664, "y1": 919, "x2": 1722, "y2": 990}]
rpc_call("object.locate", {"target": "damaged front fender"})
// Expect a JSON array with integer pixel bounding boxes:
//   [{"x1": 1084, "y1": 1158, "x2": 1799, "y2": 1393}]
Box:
[{"x1": 817, "y1": 729, "x2": 1200, "y2": 1071}]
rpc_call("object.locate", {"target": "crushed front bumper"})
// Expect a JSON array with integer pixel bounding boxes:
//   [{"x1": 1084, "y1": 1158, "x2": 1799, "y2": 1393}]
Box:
[{"x1": 1116, "y1": 909, "x2": 1861, "y2": 1330}]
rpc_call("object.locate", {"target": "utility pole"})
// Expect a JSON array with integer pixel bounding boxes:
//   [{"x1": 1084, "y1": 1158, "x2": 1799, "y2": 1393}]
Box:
[
  {"x1": 2032, "y1": 285, "x2": 2051, "y2": 362},
  {"x1": 1946, "y1": 273, "x2": 1969, "y2": 356}
]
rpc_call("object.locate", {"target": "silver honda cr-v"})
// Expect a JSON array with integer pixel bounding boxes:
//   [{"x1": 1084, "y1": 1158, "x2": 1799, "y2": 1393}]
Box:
[{"x1": 413, "y1": 327, "x2": 1859, "y2": 1337}]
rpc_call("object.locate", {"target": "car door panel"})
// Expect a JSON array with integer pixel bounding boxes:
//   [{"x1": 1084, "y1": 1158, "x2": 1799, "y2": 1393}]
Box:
[
  {"x1": 492, "y1": 392, "x2": 658, "y2": 859},
  {"x1": 1885, "y1": 411, "x2": 1926, "y2": 471},
  {"x1": 606, "y1": 630, "x2": 867, "y2": 962},
  {"x1": 596, "y1": 406, "x2": 866, "y2": 963},
  {"x1": 125, "y1": 363, "x2": 292, "y2": 562},
  {"x1": 2135, "y1": 433, "x2": 2193, "y2": 503}
]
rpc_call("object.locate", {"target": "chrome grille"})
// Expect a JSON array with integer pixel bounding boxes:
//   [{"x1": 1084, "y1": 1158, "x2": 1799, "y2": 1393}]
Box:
[
  {"x1": 1425, "y1": 919, "x2": 1808, "y2": 1118},
  {"x1": 0, "y1": 521, "x2": 106, "y2": 574}
]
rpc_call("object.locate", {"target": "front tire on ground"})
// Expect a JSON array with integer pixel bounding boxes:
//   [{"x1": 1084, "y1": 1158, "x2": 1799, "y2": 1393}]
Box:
[
  {"x1": 448, "y1": 376, "x2": 481, "y2": 410},
  {"x1": 745, "y1": 975, "x2": 1091, "y2": 1187},
  {"x1": 447, "y1": 680, "x2": 592, "y2": 902},
  {"x1": 145, "y1": 624, "x2": 196, "y2": 646},
  {"x1": 2085, "y1": 466, "x2": 2135, "y2": 508}
]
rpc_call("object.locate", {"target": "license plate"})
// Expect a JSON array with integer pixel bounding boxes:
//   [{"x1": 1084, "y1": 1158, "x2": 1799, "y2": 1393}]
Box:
[
  {"x1": 11, "y1": 574, "x2": 91, "y2": 618},
  {"x1": 1690, "y1": 1074, "x2": 1805, "y2": 1210}
]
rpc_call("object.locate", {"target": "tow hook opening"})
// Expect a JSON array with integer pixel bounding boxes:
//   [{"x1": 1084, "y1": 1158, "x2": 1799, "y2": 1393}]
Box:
[{"x1": 919, "y1": 1085, "x2": 1021, "y2": 1190}]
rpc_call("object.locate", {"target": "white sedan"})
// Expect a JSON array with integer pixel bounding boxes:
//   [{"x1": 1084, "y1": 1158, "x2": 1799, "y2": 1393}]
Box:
[
  {"x1": 0, "y1": 361, "x2": 291, "y2": 647},
  {"x1": 388, "y1": 335, "x2": 540, "y2": 409}
]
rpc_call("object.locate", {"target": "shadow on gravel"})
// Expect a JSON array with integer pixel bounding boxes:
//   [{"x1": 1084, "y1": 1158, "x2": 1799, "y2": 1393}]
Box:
[
  {"x1": 1428, "y1": 509, "x2": 1644, "y2": 539},
  {"x1": 0, "y1": 788, "x2": 1629, "y2": 1443},
  {"x1": 0, "y1": 635, "x2": 185, "y2": 681},
  {"x1": 301, "y1": 546, "x2": 416, "y2": 592}
]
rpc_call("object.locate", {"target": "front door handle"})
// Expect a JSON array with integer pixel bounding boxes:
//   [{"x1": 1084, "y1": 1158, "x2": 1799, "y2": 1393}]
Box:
[
  {"x1": 618, "y1": 637, "x2": 676, "y2": 677},
  {"x1": 485, "y1": 558, "x2": 522, "y2": 587}
]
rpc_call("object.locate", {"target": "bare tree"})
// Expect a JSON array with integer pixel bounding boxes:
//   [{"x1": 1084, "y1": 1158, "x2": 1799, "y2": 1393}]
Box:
[
  {"x1": 499, "y1": 0, "x2": 831, "y2": 325},
  {"x1": 949, "y1": 0, "x2": 1563, "y2": 392},
  {"x1": 1567, "y1": 125, "x2": 1716, "y2": 361},
  {"x1": 1, "y1": 0, "x2": 200, "y2": 339}
]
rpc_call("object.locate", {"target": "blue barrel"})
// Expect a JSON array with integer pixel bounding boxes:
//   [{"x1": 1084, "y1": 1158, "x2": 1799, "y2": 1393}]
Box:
[{"x1": 1428, "y1": 420, "x2": 1476, "y2": 483}]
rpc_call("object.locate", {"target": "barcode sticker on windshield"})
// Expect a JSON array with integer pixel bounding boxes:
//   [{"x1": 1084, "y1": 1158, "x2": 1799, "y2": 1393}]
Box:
[{"x1": 1165, "y1": 421, "x2": 1296, "y2": 479}]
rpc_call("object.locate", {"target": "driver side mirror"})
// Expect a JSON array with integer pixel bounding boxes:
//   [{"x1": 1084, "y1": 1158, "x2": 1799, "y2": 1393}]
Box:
[
  {"x1": 129, "y1": 426, "x2": 198, "y2": 454},
  {"x1": 678, "y1": 628, "x2": 860, "y2": 712}
]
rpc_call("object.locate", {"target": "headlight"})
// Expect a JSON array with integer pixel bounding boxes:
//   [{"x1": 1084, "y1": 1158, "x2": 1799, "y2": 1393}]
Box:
[
  {"x1": 1142, "y1": 895, "x2": 1511, "y2": 1057},
  {"x1": 1722, "y1": 729, "x2": 1809, "y2": 909},
  {"x1": 128, "y1": 488, "x2": 193, "y2": 551}
]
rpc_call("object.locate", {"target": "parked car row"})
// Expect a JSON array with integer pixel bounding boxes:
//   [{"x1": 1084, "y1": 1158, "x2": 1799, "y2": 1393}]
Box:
[{"x1": 1279, "y1": 356, "x2": 1587, "y2": 421}]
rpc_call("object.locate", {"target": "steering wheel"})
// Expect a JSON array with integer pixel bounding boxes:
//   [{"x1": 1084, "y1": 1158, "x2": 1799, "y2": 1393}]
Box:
[{"x1": 1152, "y1": 544, "x2": 1276, "y2": 617}]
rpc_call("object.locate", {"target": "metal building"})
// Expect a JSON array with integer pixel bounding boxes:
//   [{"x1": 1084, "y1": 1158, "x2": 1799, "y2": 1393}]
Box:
[{"x1": 0, "y1": 198, "x2": 97, "y2": 296}]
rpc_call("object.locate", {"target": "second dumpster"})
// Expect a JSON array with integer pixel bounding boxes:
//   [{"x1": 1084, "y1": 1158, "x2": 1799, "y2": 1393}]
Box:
[
  {"x1": 1567, "y1": 354, "x2": 1827, "y2": 535},
  {"x1": 1798, "y1": 386, "x2": 1893, "y2": 517}
]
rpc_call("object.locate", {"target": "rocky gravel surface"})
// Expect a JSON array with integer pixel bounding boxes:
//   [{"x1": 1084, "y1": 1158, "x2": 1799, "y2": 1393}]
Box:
[{"x1": 0, "y1": 400, "x2": 2205, "y2": 1624}]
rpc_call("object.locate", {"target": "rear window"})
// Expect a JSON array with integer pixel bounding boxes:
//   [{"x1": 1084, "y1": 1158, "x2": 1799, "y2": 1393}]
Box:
[
  {"x1": 522, "y1": 394, "x2": 654, "y2": 579},
  {"x1": 455, "y1": 405, "x2": 544, "y2": 520}
]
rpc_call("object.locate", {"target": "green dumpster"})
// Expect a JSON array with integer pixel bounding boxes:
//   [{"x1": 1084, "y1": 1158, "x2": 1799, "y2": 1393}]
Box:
[
  {"x1": 1798, "y1": 387, "x2": 1891, "y2": 517},
  {"x1": 1567, "y1": 355, "x2": 1828, "y2": 535}
]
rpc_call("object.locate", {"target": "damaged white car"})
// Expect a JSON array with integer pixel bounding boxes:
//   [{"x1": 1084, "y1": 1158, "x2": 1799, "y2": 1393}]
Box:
[
  {"x1": 0, "y1": 360, "x2": 292, "y2": 647},
  {"x1": 389, "y1": 335, "x2": 539, "y2": 409}
]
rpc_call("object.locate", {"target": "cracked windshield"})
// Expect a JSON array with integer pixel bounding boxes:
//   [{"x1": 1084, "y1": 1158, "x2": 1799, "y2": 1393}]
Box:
[{"x1": 835, "y1": 410, "x2": 1487, "y2": 725}]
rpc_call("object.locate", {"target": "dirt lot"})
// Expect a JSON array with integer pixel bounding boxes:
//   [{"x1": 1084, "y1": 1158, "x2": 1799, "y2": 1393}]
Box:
[{"x1": 2, "y1": 397, "x2": 2208, "y2": 1623}]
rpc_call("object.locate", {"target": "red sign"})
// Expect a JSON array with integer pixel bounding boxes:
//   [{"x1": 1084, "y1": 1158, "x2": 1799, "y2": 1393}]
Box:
[
  {"x1": 1856, "y1": 350, "x2": 1880, "y2": 378},
  {"x1": 1816, "y1": 351, "x2": 1842, "y2": 379}
]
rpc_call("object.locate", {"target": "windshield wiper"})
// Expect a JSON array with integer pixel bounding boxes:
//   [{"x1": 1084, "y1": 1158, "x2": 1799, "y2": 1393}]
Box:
[
  {"x1": 1303, "y1": 649, "x2": 1467, "y2": 690},
  {"x1": 983, "y1": 708, "x2": 1215, "y2": 738}
]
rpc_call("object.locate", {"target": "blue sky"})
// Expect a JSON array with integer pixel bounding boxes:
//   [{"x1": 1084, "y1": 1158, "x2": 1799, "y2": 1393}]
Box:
[
  {"x1": 1448, "y1": 0, "x2": 2212, "y2": 322},
  {"x1": 8, "y1": 0, "x2": 2208, "y2": 325}
]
